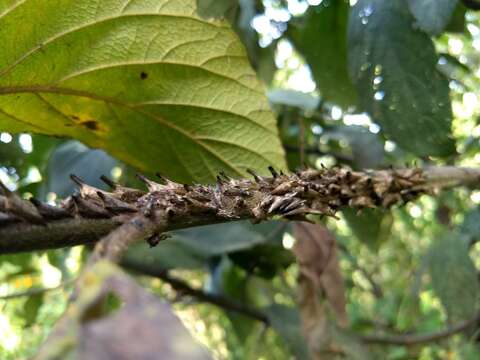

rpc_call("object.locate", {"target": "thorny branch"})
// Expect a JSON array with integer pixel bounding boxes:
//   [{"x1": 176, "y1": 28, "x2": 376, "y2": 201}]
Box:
[{"x1": 1, "y1": 166, "x2": 480, "y2": 259}]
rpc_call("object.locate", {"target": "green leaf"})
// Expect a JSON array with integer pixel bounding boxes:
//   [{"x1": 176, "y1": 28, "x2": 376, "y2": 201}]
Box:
[
  {"x1": 426, "y1": 234, "x2": 478, "y2": 321},
  {"x1": 348, "y1": 0, "x2": 456, "y2": 157},
  {"x1": 288, "y1": 1, "x2": 357, "y2": 107},
  {"x1": 459, "y1": 208, "x2": 480, "y2": 243},
  {"x1": 342, "y1": 208, "x2": 392, "y2": 251},
  {"x1": 407, "y1": 0, "x2": 458, "y2": 35},
  {"x1": 445, "y1": 3, "x2": 467, "y2": 33},
  {"x1": 22, "y1": 293, "x2": 44, "y2": 326},
  {"x1": 125, "y1": 221, "x2": 286, "y2": 270},
  {"x1": 196, "y1": 0, "x2": 238, "y2": 19},
  {"x1": 264, "y1": 305, "x2": 309, "y2": 360},
  {"x1": 0, "y1": 0, "x2": 285, "y2": 183},
  {"x1": 211, "y1": 257, "x2": 256, "y2": 343},
  {"x1": 325, "y1": 125, "x2": 384, "y2": 169}
]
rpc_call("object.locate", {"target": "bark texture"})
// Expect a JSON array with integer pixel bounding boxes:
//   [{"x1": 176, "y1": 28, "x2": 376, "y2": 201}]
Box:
[{"x1": 0, "y1": 166, "x2": 479, "y2": 257}]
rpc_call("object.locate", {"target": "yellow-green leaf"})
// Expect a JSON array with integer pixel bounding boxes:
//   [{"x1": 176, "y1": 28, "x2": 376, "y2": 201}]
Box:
[{"x1": 0, "y1": 0, "x2": 285, "y2": 183}]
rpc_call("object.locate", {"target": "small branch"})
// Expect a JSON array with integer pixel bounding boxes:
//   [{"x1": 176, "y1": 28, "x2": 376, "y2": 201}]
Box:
[
  {"x1": 122, "y1": 259, "x2": 269, "y2": 324},
  {"x1": 124, "y1": 259, "x2": 479, "y2": 347},
  {"x1": 0, "y1": 279, "x2": 75, "y2": 300},
  {"x1": 360, "y1": 312, "x2": 480, "y2": 345},
  {"x1": 0, "y1": 218, "x2": 118, "y2": 254},
  {"x1": 337, "y1": 243, "x2": 384, "y2": 299},
  {"x1": 297, "y1": 119, "x2": 306, "y2": 165}
]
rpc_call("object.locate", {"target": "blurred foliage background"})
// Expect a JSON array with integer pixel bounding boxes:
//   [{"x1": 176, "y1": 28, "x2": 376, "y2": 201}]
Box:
[{"x1": 1, "y1": 0, "x2": 480, "y2": 359}]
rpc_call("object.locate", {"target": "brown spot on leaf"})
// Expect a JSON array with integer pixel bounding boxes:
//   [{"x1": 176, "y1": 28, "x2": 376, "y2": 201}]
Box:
[
  {"x1": 81, "y1": 120, "x2": 100, "y2": 131},
  {"x1": 140, "y1": 72, "x2": 148, "y2": 80}
]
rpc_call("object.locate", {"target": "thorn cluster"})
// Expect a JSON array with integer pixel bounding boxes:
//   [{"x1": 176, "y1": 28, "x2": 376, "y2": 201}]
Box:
[{"x1": 0, "y1": 167, "x2": 427, "y2": 247}]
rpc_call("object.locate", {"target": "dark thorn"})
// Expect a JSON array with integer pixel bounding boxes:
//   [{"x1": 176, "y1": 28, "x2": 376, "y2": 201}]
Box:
[
  {"x1": 155, "y1": 172, "x2": 168, "y2": 184},
  {"x1": 100, "y1": 175, "x2": 116, "y2": 189},
  {"x1": 147, "y1": 234, "x2": 160, "y2": 247},
  {"x1": 269, "y1": 197, "x2": 289, "y2": 214},
  {"x1": 72, "y1": 195, "x2": 110, "y2": 218},
  {"x1": 29, "y1": 198, "x2": 72, "y2": 219},
  {"x1": 282, "y1": 207, "x2": 308, "y2": 217},
  {"x1": 70, "y1": 174, "x2": 85, "y2": 188},
  {"x1": 282, "y1": 199, "x2": 304, "y2": 213},
  {"x1": 136, "y1": 174, "x2": 163, "y2": 191},
  {"x1": 219, "y1": 171, "x2": 230, "y2": 180},
  {"x1": 97, "y1": 192, "x2": 137, "y2": 213},
  {"x1": 135, "y1": 173, "x2": 149, "y2": 185},
  {"x1": 0, "y1": 181, "x2": 11, "y2": 195},
  {"x1": 268, "y1": 166, "x2": 278, "y2": 178},
  {"x1": 166, "y1": 208, "x2": 175, "y2": 218},
  {"x1": 147, "y1": 233, "x2": 170, "y2": 247},
  {"x1": 246, "y1": 168, "x2": 261, "y2": 183},
  {"x1": 279, "y1": 170, "x2": 285, "y2": 176}
]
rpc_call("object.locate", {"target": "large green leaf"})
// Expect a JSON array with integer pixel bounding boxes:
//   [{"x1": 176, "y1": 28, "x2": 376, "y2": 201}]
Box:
[
  {"x1": 407, "y1": 0, "x2": 458, "y2": 35},
  {"x1": 264, "y1": 305, "x2": 309, "y2": 360},
  {"x1": 426, "y1": 234, "x2": 478, "y2": 322},
  {"x1": 288, "y1": 0, "x2": 357, "y2": 107},
  {"x1": 0, "y1": 0, "x2": 285, "y2": 183},
  {"x1": 348, "y1": 0, "x2": 456, "y2": 157}
]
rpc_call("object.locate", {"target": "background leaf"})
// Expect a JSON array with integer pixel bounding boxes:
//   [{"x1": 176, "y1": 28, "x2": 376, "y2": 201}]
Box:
[
  {"x1": 348, "y1": 0, "x2": 456, "y2": 157},
  {"x1": 407, "y1": 0, "x2": 459, "y2": 36},
  {"x1": 288, "y1": 0, "x2": 357, "y2": 107},
  {"x1": 426, "y1": 234, "x2": 478, "y2": 322},
  {"x1": 0, "y1": 0, "x2": 285, "y2": 183},
  {"x1": 43, "y1": 140, "x2": 117, "y2": 198},
  {"x1": 264, "y1": 305, "x2": 309, "y2": 360},
  {"x1": 342, "y1": 208, "x2": 392, "y2": 251}
]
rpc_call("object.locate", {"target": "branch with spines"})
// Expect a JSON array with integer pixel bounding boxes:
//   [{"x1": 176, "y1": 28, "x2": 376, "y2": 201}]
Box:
[{"x1": 0, "y1": 166, "x2": 479, "y2": 258}]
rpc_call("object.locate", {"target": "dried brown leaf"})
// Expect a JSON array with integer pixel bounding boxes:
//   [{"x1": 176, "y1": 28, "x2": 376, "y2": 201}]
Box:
[{"x1": 293, "y1": 222, "x2": 348, "y2": 359}]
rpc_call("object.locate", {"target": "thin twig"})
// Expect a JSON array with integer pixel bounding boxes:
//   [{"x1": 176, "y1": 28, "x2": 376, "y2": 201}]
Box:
[
  {"x1": 122, "y1": 259, "x2": 269, "y2": 324},
  {"x1": 124, "y1": 259, "x2": 479, "y2": 347},
  {"x1": 0, "y1": 279, "x2": 75, "y2": 300},
  {"x1": 297, "y1": 118, "x2": 306, "y2": 165},
  {"x1": 337, "y1": 242, "x2": 384, "y2": 299},
  {"x1": 359, "y1": 312, "x2": 480, "y2": 345}
]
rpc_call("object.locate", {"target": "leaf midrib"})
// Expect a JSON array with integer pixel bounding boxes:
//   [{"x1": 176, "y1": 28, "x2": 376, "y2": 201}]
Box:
[{"x1": 0, "y1": 84, "x2": 249, "y2": 176}]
